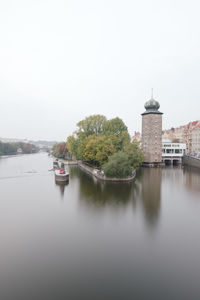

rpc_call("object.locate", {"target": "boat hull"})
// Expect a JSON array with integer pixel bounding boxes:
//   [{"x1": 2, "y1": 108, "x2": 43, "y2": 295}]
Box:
[
  {"x1": 54, "y1": 169, "x2": 69, "y2": 182},
  {"x1": 55, "y1": 174, "x2": 69, "y2": 182}
]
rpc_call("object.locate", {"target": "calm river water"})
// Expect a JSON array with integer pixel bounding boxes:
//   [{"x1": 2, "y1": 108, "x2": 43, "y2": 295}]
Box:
[{"x1": 0, "y1": 153, "x2": 200, "y2": 300}]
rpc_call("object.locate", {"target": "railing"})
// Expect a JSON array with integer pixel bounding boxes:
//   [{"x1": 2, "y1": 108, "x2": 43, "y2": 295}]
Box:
[{"x1": 184, "y1": 154, "x2": 200, "y2": 160}]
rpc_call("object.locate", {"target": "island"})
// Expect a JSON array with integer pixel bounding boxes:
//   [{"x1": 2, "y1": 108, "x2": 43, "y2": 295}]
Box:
[{"x1": 53, "y1": 114, "x2": 143, "y2": 181}]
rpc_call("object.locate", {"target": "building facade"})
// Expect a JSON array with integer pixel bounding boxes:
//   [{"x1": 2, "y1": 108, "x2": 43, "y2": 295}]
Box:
[
  {"x1": 162, "y1": 120, "x2": 200, "y2": 154},
  {"x1": 162, "y1": 141, "x2": 186, "y2": 165},
  {"x1": 141, "y1": 97, "x2": 163, "y2": 166}
]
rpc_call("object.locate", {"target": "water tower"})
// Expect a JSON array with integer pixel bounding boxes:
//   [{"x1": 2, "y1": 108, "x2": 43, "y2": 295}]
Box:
[{"x1": 141, "y1": 92, "x2": 163, "y2": 166}]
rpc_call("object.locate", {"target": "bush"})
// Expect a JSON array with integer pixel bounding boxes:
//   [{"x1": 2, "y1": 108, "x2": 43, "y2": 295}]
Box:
[{"x1": 103, "y1": 152, "x2": 133, "y2": 178}]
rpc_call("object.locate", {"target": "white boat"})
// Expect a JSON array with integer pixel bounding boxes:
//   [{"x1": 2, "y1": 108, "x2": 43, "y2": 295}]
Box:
[
  {"x1": 54, "y1": 169, "x2": 69, "y2": 182},
  {"x1": 53, "y1": 160, "x2": 59, "y2": 169}
]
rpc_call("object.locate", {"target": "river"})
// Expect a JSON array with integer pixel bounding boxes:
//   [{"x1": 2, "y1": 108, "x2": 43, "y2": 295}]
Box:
[{"x1": 0, "y1": 153, "x2": 200, "y2": 300}]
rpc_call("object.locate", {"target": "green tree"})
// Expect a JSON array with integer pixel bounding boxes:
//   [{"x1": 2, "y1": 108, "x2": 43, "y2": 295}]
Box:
[
  {"x1": 66, "y1": 115, "x2": 143, "y2": 175},
  {"x1": 109, "y1": 131, "x2": 130, "y2": 152},
  {"x1": 103, "y1": 117, "x2": 130, "y2": 151},
  {"x1": 84, "y1": 135, "x2": 115, "y2": 166},
  {"x1": 103, "y1": 117, "x2": 128, "y2": 135},
  {"x1": 67, "y1": 135, "x2": 87, "y2": 160},
  {"x1": 124, "y1": 139, "x2": 144, "y2": 168},
  {"x1": 103, "y1": 152, "x2": 133, "y2": 178},
  {"x1": 67, "y1": 135, "x2": 79, "y2": 158},
  {"x1": 77, "y1": 115, "x2": 107, "y2": 137},
  {"x1": 0, "y1": 142, "x2": 38, "y2": 156},
  {"x1": 0, "y1": 142, "x2": 17, "y2": 155}
]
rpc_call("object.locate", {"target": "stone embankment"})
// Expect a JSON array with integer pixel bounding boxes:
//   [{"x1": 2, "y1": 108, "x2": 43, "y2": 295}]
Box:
[
  {"x1": 56, "y1": 158, "x2": 136, "y2": 182},
  {"x1": 183, "y1": 155, "x2": 200, "y2": 169},
  {"x1": 77, "y1": 162, "x2": 136, "y2": 182},
  {"x1": 60, "y1": 159, "x2": 78, "y2": 165}
]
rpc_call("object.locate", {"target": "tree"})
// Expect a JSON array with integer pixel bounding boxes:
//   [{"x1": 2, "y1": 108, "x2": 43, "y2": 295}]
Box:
[
  {"x1": 67, "y1": 135, "x2": 87, "y2": 160},
  {"x1": 103, "y1": 152, "x2": 133, "y2": 178},
  {"x1": 66, "y1": 115, "x2": 143, "y2": 174},
  {"x1": 109, "y1": 131, "x2": 130, "y2": 152},
  {"x1": 77, "y1": 115, "x2": 107, "y2": 137},
  {"x1": 124, "y1": 139, "x2": 144, "y2": 168},
  {"x1": 0, "y1": 142, "x2": 38, "y2": 156},
  {"x1": 52, "y1": 142, "x2": 69, "y2": 159},
  {"x1": 0, "y1": 142, "x2": 17, "y2": 155},
  {"x1": 67, "y1": 135, "x2": 78, "y2": 158},
  {"x1": 84, "y1": 135, "x2": 115, "y2": 166},
  {"x1": 103, "y1": 117, "x2": 128, "y2": 135},
  {"x1": 103, "y1": 117, "x2": 130, "y2": 151}
]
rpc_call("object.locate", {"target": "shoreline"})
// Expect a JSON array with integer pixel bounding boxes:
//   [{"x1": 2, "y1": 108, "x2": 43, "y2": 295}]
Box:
[
  {"x1": 53, "y1": 157, "x2": 136, "y2": 182},
  {"x1": 77, "y1": 161, "x2": 136, "y2": 182}
]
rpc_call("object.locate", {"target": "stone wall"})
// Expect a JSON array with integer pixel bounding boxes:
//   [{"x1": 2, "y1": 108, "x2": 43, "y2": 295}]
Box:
[
  {"x1": 183, "y1": 156, "x2": 200, "y2": 169},
  {"x1": 78, "y1": 162, "x2": 136, "y2": 182}
]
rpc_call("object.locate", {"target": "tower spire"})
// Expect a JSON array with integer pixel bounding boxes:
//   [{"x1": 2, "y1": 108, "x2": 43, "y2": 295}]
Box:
[{"x1": 151, "y1": 88, "x2": 153, "y2": 99}]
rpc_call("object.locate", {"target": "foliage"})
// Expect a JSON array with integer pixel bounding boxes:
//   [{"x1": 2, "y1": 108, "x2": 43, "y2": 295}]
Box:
[
  {"x1": 124, "y1": 139, "x2": 144, "y2": 168},
  {"x1": 103, "y1": 152, "x2": 133, "y2": 178},
  {"x1": 103, "y1": 117, "x2": 128, "y2": 136},
  {"x1": 52, "y1": 142, "x2": 69, "y2": 159},
  {"x1": 0, "y1": 142, "x2": 16, "y2": 155},
  {"x1": 77, "y1": 115, "x2": 107, "y2": 137},
  {"x1": 84, "y1": 135, "x2": 115, "y2": 166},
  {"x1": 109, "y1": 131, "x2": 130, "y2": 152},
  {"x1": 103, "y1": 117, "x2": 130, "y2": 151},
  {"x1": 67, "y1": 135, "x2": 87, "y2": 160},
  {"x1": 67, "y1": 135, "x2": 79, "y2": 158},
  {"x1": 67, "y1": 114, "x2": 143, "y2": 175},
  {"x1": 0, "y1": 141, "x2": 38, "y2": 156}
]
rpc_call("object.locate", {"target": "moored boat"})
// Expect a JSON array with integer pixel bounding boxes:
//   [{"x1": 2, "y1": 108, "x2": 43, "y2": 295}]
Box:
[
  {"x1": 53, "y1": 160, "x2": 59, "y2": 169},
  {"x1": 54, "y1": 169, "x2": 69, "y2": 182}
]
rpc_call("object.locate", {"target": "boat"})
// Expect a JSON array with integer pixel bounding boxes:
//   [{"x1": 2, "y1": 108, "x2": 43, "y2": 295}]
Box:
[
  {"x1": 53, "y1": 160, "x2": 59, "y2": 169},
  {"x1": 54, "y1": 169, "x2": 69, "y2": 182}
]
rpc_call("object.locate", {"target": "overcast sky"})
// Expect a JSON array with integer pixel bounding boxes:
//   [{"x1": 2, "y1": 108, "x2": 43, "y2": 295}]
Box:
[{"x1": 0, "y1": 0, "x2": 200, "y2": 141}]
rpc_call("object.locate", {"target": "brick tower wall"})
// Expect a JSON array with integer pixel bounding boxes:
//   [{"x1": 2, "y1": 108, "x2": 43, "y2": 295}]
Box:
[{"x1": 141, "y1": 113, "x2": 162, "y2": 164}]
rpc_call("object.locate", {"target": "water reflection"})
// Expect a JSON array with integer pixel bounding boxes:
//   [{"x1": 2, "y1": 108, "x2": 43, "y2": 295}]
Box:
[
  {"x1": 70, "y1": 166, "x2": 161, "y2": 228},
  {"x1": 70, "y1": 167, "x2": 135, "y2": 206},
  {"x1": 55, "y1": 180, "x2": 69, "y2": 198},
  {"x1": 1, "y1": 154, "x2": 200, "y2": 299},
  {"x1": 162, "y1": 165, "x2": 200, "y2": 194},
  {"x1": 139, "y1": 168, "x2": 162, "y2": 227},
  {"x1": 183, "y1": 166, "x2": 200, "y2": 193}
]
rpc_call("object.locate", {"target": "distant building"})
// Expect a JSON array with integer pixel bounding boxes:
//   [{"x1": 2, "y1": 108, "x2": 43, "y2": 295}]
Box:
[
  {"x1": 162, "y1": 121, "x2": 200, "y2": 153},
  {"x1": 141, "y1": 95, "x2": 163, "y2": 166},
  {"x1": 162, "y1": 141, "x2": 186, "y2": 165}
]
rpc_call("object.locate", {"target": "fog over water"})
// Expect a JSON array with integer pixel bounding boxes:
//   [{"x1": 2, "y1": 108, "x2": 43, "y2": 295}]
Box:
[
  {"x1": 0, "y1": 0, "x2": 200, "y2": 140},
  {"x1": 0, "y1": 153, "x2": 200, "y2": 299}
]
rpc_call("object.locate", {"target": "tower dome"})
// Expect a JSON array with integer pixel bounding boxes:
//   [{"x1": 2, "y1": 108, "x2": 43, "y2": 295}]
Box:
[
  {"x1": 144, "y1": 89, "x2": 160, "y2": 111},
  {"x1": 144, "y1": 98, "x2": 160, "y2": 111}
]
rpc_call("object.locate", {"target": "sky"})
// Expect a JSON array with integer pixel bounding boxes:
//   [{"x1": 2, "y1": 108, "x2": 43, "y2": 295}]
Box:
[{"x1": 0, "y1": 0, "x2": 200, "y2": 141}]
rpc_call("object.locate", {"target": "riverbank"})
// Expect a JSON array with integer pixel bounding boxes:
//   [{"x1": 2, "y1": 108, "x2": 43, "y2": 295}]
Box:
[
  {"x1": 78, "y1": 161, "x2": 136, "y2": 182},
  {"x1": 54, "y1": 157, "x2": 136, "y2": 182},
  {"x1": 183, "y1": 155, "x2": 200, "y2": 169}
]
